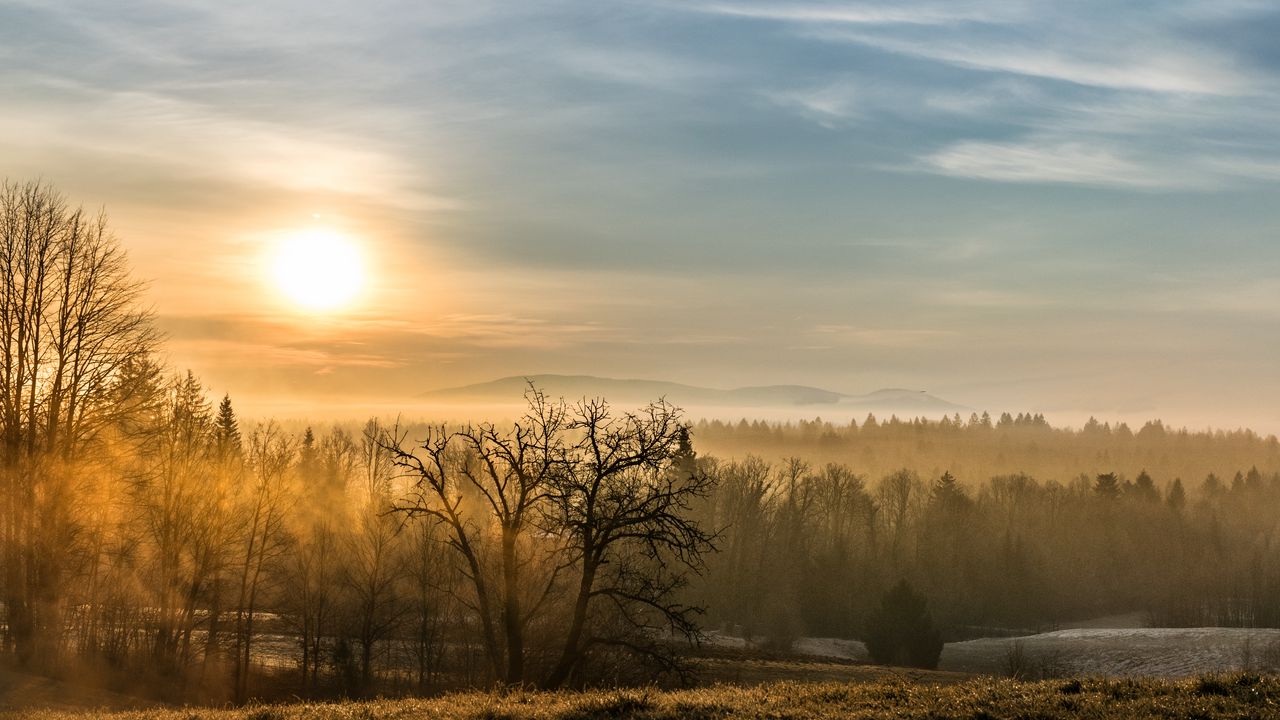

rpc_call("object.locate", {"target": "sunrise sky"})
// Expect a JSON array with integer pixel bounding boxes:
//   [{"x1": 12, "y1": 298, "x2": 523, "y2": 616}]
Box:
[{"x1": 3, "y1": 1, "x2": 1279, "y2": 428}]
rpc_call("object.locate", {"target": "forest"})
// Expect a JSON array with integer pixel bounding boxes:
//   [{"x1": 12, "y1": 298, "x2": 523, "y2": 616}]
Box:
[{"x1": 4, "y1": 181, "x2": 1280, "y2": 705}]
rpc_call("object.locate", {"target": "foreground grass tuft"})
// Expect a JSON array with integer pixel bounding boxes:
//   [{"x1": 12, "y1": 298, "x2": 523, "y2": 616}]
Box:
[{"x1": 9, "y1": 674, "x2": 1280, "y2": 720}]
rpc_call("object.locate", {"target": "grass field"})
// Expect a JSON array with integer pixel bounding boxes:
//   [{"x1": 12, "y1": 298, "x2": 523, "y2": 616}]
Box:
[{"x1": 7, "y1": 674, "x2": 1280, "y2": 720}]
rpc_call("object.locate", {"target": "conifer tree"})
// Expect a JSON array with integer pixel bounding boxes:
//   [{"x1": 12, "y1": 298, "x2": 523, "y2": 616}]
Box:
[
  {"x1": 862, "y1": 579, "x2": 944, "y2": 669},
  {"x1": 214, "y1": 394, "x2": 242, "y2": 461}
]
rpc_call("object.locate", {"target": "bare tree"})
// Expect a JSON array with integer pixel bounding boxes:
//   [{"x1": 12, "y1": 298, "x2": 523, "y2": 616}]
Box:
[
  {"x1": 0, "y1": 180, "x2": 158, "y2": 665},
  {"x1": 129, "y1": 371, "x2": 213, "y2": 672},
  {"x1": 231, "y1": 423, "x2": 293, "y2": 703},
  {"x1": 382, "y1": 388, "x2": 715, "y2": 689},
  {"x1": 382, "y1": 389, "x2": 567, "y2": 685},
  {"x1": 283, "y1": 426, "x2": 352, "y2": 688},
  {"x1": 342, "y1": 420, "x2": 408, "y2": 689},
  {"x1": 541, "y1": 399, "x2": 716, "y2": 688}
]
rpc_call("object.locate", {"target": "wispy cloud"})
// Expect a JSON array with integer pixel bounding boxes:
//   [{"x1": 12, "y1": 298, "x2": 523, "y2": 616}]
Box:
[
  {"x1": 692, "y1": 2, "x2": 1018, "y2": 26},
  {"x1": 918, "y1": 139, "x2": 1197, "y2": 189},
  {"x1": 556, "y1": 46, "x2": 724, "y2": 91},
  {"x1": 810, "y1": 324, "x2": 958, "y2": 347},
  {"x1": 0, "y1": 78, "x2": 454, "y2": 212},
  {"x1": 764, "y1": 81, "x2": 860, "y2": 127},
  {"x1": 820, "y1": 29, "x2": 1249, "y2": 95}
]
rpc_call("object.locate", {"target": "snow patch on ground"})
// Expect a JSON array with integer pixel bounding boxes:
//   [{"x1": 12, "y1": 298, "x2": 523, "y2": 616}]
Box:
[
  {"x1": 702, "y1": 627, "x2": 1280, "y2": 678},
  {"x1": 945, "y1": 628, "x2": 1280, "y2": 677},
  {"x1": 792, "y1": 637, "x2": 866, "y2": 659}
]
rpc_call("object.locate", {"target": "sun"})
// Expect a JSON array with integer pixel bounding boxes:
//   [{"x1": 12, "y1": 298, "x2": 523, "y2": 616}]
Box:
[{"x1": 271, "y1": 228, "x2": 365, "y2": 311}]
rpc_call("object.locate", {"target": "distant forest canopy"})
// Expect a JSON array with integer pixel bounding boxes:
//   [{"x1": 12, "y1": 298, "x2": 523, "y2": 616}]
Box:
[
  {"x1": 689, "y1": 414, "x2": 1280, "y2": 645},
  {"x1": 690, "y1": 451, "x2": 1280, "y2": 647},
  {"x1": 691, "y1": 413, "x2": 1280, "y2": 489}
]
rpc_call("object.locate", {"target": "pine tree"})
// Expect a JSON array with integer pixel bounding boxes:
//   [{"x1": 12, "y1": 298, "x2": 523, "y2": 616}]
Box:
[
  {"x1": 214, "y1": 394, "x2": 242, "y2": 461},
  {"x1": 1167, "y1": 477, "x2": 1186, "y2": 511},
  {"x1": 299, "y1": 426, "x2": 318, "y2": 478},
  {"x1": 1093, "y1": 472, "x2": 1120, "y2": 499},
  {"x1": 1133, "y1": 470, "x2": 1158, "y2": 503},
  {"x1": 931, "y1": 471, "x2": 967, "y2": 510},
  {"x1": 673, "y1": 425, "x2": 697, "y2": 479}
]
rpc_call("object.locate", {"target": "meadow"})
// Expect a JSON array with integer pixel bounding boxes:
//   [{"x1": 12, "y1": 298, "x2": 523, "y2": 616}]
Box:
[{"x1": 9, "y1": 675, "x2": 1280, "y2": 720}]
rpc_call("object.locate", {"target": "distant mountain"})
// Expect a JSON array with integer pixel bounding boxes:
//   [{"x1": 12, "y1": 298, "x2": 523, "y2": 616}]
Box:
[
  {"x1": 846, "y1": 388, "x2": 968, "y2": 412},
  {"x1": 421, "y1": 375, "x2": 968, "y2": 414}
]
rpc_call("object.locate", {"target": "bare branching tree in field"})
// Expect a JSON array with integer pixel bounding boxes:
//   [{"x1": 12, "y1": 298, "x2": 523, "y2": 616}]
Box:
[
  {"x1": 0, "y1": 180, "x2": 158, "y2": 666},
  {"x1": 381, "y1": 389, "x2": 568, "y2": 685},
  {"x1": 541, "y1": 398, "x2": 715, "y2": 687},
  {"x1": 381, "y1": 388, "x2": 715, "y2": 688}
]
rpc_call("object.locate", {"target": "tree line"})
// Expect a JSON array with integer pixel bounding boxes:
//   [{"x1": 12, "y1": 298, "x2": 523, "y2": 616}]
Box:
[
  {"x1": 688, "y1": 455, "x2": 1280, "y2": 649},
  {"x1": 692, "y1": 413, "x2": 1280, "y2": 489}
]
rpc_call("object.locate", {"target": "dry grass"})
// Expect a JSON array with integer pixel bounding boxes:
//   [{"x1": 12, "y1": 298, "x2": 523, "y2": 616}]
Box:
[{"x1": 9, "y1": 674, "x2": 1280, "y2": 720}]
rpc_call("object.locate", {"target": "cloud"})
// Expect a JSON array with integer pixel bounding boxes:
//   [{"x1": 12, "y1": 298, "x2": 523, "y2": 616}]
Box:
[
  {"x1": 556, "y1": 46, "x2": 724, "y2": 91},
  {"x1": 704, "y1": 1, "x2": 1255, "y2": 96},
  {"x1": 691, "y1": 1, "x2": 1016, "y2": 26},
  {"x1": 822, "y1": 29, "x2": 1249, "y2": 95},
  {"x1": 719, "y1": 1, "x2": 1276, "y2": 191},
  {"x1": 0, "y1": 77, "x2": 454, "y2": 212},
  {"x1": 917, "y1": 139, "x2": 1197, "y2": 189},
  {"x1": 765, "y1": 81, "x2": 860, "y2": 126},
  {"x1": 1199, "y1": 155, "x2": 1280, "y2": 182},
  {"x1": 809, "y1": 324, "x2": 958, "y2": 347}
]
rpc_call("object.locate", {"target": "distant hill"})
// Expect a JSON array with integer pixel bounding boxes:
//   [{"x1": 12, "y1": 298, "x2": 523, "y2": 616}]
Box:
[{"x1": 421, "y1": 375, "x2": 968, "y2": 415}]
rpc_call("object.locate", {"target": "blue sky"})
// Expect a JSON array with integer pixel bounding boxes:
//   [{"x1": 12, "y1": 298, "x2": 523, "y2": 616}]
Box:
[{"x1": 2, "y1": 0, "x2": 1279, "y2": 427}]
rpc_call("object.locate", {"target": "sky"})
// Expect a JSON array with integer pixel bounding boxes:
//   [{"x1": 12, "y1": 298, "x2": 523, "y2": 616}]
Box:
[{"x1": 2, "y1": 0, "x2": 1279, "y2": 429}]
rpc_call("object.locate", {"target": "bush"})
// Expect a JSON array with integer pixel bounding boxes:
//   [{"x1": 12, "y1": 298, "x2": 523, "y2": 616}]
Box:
[{"x1": 862, "y1": 579, "x2": 945, "y2": 669}]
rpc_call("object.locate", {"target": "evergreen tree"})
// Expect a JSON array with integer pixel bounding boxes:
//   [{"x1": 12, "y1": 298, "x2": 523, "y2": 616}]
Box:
[
  {"x1": 862, "y1": 580, "x2": 944, "y2": 669},
  {"x1": 214, "y1": 394, "x2": 242, "y2": 461},
  {"x1": 299, "y1": 426, "x2": 318, "y2": 478},
  {"x1": 1133, "y1": 470, "x2": 1159, "y2": 503},
  {"x1": 1167, "y1": 477, "x2": 1186, "y2": 511},
  {"x1": 931, "y1": 471, "x2": 967, "y2": 511},
  {"x1": 1094, "y1": 472, "x2": 1120, "y2": 499}
]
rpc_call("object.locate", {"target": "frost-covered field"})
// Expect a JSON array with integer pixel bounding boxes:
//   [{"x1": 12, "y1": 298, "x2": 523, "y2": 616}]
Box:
[
  {"x1": 943, "y1": 628, "x2": 1280, "y2": 677},
  {"x1": 705, "y1": 627, "x2": 1280, "y2": 678}
]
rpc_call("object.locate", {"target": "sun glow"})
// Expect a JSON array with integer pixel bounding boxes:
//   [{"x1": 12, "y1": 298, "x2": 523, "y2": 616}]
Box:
[{"x1": 271, "y1": 229, "x2": 365, "y2": 311}]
